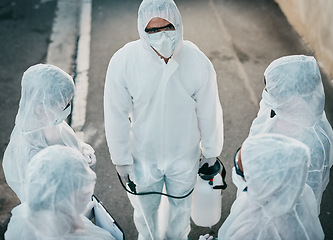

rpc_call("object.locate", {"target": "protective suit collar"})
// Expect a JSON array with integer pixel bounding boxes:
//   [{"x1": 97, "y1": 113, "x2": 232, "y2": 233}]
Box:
[{"x1": 137, "y1": 0, "x2": 183, "y2": 61}]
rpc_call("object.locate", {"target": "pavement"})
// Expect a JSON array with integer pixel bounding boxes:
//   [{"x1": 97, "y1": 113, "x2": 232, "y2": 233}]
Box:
[
  {"x1": 0, "y1": 0, "x2": 332, "y2": 239},
  {"x1": 0, "y1": 0, "x2": 57, "y2": 236}
]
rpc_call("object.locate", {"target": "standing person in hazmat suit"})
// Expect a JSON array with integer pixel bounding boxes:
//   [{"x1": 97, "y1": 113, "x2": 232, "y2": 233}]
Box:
[
  {"x1": 2, "y1": 64, "x2": 96, "y2": 202},
  {"x1": 5, "y1": 145, "x2": 114, "y2": 240},
  {"x1": 248, "y1": 55, "x2": 333, "y2": 214},
  {"x1": 217, "y1": 133, "x2": 324, "y2": 240},
  {"x1": 104, "y1": 0, "x2": 223, "y2": 239}
]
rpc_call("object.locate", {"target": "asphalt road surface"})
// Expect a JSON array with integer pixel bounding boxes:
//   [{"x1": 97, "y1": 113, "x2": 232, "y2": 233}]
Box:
[{"x1": 0, "y1": 0, "x2": 332, "y2": 239}]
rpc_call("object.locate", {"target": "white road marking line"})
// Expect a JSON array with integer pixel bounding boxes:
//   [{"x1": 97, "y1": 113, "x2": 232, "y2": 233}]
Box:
[
  {"x1": 46, "y1": 0, "x2": 79, "y2": 74},
  {"x1": 47, "y1": 0, "x2": 91, "y2": 140},
  {"x1": 71, "y1": 0, "x2": 92, "y2": 140}
]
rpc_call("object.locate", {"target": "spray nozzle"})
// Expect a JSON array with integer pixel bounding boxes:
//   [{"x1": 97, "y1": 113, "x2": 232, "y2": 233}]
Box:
[
  {"x1": 127, "y1": 176, "x2": 137, "y2": 194},
  {"x1": 209, "y1": 178, "x2": 214, "y2": 186}
]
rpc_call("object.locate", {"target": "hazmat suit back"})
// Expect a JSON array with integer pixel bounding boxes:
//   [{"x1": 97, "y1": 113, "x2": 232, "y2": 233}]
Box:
[
  {"x1": 219, "y1": 133, "x2": 324, "y2": 240},
  {"x1": 249, "y1": 55, "x2": 333, "y2": 213},
  {"x1": 2, "y1": 64, "x2": 96, "y2": 202},
  {"x1": 104, "y1": 0, "x2": 223, "y2": 239},
  {"x1": 5, "y1": 145, "x2": 113, "y2": 240}
]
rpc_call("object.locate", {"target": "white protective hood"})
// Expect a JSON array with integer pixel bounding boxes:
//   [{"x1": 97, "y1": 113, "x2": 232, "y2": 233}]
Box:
[
  {"x1": 263, "y1": 55, "x2": 324, "y2": 127},
  {"x1": 15, "y1": 64, "x2": 75, "y2": 131},
  {"x1": 3, "y1": 64, "x2": 95, "y2": 202},
  {"x1": 137, "y1": 0, "x2": 183, "y2": 57},
  {"x1": 219, "y1": 134, "x2": 324, "y2": 240},
  {"x1": 249, "y1": 55, "x2": 333, "y2": 213},
  {"x1": 5, "y1": 145, "x2": 113, "y2": 240}
]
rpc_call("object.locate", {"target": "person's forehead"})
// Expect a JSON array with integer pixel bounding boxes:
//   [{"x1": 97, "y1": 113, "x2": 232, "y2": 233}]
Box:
[{"x1": 146, "y1": 17, "x2": 171, "y2": 29}]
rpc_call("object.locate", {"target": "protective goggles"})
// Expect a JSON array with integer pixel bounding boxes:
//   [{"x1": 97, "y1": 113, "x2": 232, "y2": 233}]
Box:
[
  {"x1": 145, "y1": 23, "x2": 175, "y2": 34},
  {"x1": 234, "y1": 147, "x2": 244, "y2": 178}
]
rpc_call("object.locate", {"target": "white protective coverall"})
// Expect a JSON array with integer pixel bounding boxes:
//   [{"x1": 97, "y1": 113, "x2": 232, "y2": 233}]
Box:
[
  {"x1": 5, "y1": 145, "x2": 114, "y2": 240},
  {"x1": 104, "y1": 0, "x2": 223, "y2": 239},
  {"x1": 2, "y1": 64, "x2": 96, "y2": 202},
  {"x1": 248, "y1": 55, "x2": 333, "y2": 214},
  {"x1": 219, "y1": 133, "x2": 324, "y2": 240}
]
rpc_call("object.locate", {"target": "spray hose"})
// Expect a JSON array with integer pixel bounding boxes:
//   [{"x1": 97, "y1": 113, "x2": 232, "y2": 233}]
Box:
[
  {"x1": 117, "y1": 172, "x2": 194, "y2": 199},
  {"x1": 117, "y1": 157, "x2": 227, "y2": 198}
]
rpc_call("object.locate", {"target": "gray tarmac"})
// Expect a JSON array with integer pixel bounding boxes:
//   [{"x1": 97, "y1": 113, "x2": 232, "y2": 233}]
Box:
[
  {"x1": 0, "y1": 0, "x2": 57, "y2": 236},
  {"x1": 0, "y1": 0, "x2": 332, "y2": 239}
]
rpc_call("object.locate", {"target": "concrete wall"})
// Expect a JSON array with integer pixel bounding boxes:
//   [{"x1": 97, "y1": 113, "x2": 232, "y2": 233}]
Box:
[{"x1": 274, "y1": 0, "x2": 333, "y2": 79}]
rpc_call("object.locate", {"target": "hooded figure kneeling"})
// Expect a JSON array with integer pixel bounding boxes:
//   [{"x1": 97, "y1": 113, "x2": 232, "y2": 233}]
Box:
[
  {"x1": 5, "y1": 145, "x2": 114, "y2": 240},
  {"x1": 219, "y1": 133, "x2": 324, "y2": 240}
]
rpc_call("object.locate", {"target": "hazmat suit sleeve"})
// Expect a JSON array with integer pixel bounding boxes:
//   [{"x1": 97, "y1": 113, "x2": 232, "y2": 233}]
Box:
[
  {"x1": 193, "y1": 61, "x2": 223, "y2": 158},
  {"x1": 58, "y1": 122, "x2": 97, "y2": 167},
  {"x1": 104, "y1": 50, "x2": 134, "y2": 165}
]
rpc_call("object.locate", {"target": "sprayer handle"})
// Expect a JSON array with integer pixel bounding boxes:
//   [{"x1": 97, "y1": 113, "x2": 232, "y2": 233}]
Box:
[
  {"x1": 213, "y1": 185, "x2": 227, "y2": 190},
  {"x1": 127, "y1": 176, "x2": 137, "y2": 193}
]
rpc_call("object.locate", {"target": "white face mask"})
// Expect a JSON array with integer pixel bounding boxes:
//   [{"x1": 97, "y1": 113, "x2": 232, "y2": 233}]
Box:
[
  {"x1": 262, "y1": 89, "x2": 274, "y2": 109},
  {"x1": 232, "y1": 167, "x2": 247, "y2": 191},
  {"x1": 147, "y1": 31, "x2": 177, "y2": 58},
  {"x1": 54, "y1": 106, "x2": 71, "y2": 125}
]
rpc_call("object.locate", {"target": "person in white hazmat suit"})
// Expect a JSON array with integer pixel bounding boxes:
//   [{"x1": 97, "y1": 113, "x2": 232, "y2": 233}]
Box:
[
  {"x1": 2, "y1": 64, "x2": 96, "y2": 202},
  {"x1": 103, "y1": 0, "x2": 223, "y2": 239},
  {"x1": 217, "y1": 133, "x2": 324, "y2": 240},
  {"x1": 5, "y1": 145, "x2": 114, "y2": 240},
  {"x1": 248, "y1": 55, "x2": 333, "y2": 214}
]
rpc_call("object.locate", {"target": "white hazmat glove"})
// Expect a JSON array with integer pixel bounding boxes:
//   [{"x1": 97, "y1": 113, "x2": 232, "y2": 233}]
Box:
[
  {"x1": 84, "y1": 152, "x2": 96, "y2": 169},
  {"x1": 116, "y1": 165, "x2": 134, "y2": 183},
  {"x1": 199, "y1": 234, "x2": 213, "y2": 240},
  {"x1": 81, "y1": 144, "x2": 97, "y2": 169},
  {"x1": 199, "y1": 156, "x2": 217, "y2": 168}
]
